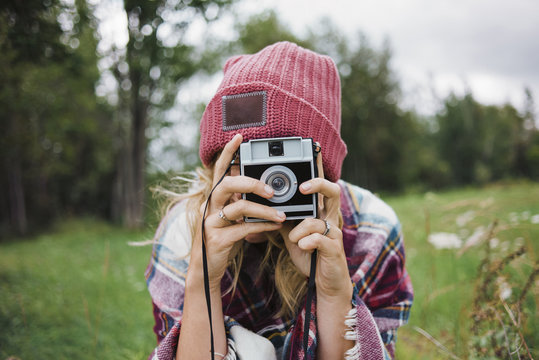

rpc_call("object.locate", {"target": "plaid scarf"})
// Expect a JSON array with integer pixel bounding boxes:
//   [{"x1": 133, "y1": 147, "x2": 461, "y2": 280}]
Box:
[{"x1": 145, "y1": 180, "x2": 413, "y2": 359}]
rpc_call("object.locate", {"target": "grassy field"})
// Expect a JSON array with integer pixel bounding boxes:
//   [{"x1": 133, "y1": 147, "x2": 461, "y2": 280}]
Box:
[
  {"x1": 1, "y1": 181, "x2": 537, "y2": 359},
  {"x1": 0, "y1": 221, "x2": 156, "y2": 360},
  {"x1": 388, "y1": 181, "x2": 538, "y2": 359}
]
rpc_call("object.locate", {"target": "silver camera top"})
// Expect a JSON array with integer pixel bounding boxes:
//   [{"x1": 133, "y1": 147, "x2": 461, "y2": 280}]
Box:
[{"x1": 239, "y1": 137, "x2": 314, "y2": 165}]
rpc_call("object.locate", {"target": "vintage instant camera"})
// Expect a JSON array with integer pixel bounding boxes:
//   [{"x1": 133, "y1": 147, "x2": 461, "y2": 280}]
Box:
[{"x1": 239, "y1": 137, "x2": 318, "y2": 222}]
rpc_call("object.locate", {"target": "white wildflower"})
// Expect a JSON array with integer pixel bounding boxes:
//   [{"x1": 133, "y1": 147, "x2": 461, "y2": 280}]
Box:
[
  {"x1": 531, "y1": 214, "x2": 539, "y2": 224},
  {"x1": 497, "y1": 278, "x2": 512, "y2": 300},
  {"x1": 428, "y1": 232, "x2": 462, "y2": 249},
  {"x1": 463, "y1": 226, "x2": 486, "y2": 248},
  {"x1": 480, "y1": 197, "x2": 494, "y2": 208},
  {"x1": 456, "y1": 210, "x2": 475, "y2": 227},
  {"x1": 514, "y1": 237, "x2": 524, "y2": 247},
  {"x1": 509, "y1": 212, "x2": 519, "y2": 224}
]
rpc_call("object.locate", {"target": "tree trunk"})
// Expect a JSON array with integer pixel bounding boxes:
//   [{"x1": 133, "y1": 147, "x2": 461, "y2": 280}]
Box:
[
  {"x1": 7, "y1": 155, "x2": 27, "y2": 236},
  {"x1": 3, "y1": 114, "x2": 28, "y2": 236},
  {"x1": 112, "y1": 142, "x2": 135, "y2": 227},
  {"x1": 110, "y1": 75, "x2": 148, "y2": 229},
  {"x1": 131, "y1": 87, "x2": 147, "y2": 228}
]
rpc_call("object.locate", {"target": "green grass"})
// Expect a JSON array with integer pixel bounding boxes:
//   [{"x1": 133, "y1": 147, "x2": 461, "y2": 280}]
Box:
[
  {"x1": 1, "y1": 182, "x2": 537, "y2": 359},
  {"x1": 0, "y1": 219, "x2": 156, "y2": 360},
  {"x1": 389, "y1": 181, "x2": 538, "y2": 359}
]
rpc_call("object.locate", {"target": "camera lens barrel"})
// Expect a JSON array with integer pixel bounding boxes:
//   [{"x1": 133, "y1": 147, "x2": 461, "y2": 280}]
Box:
[
  {"x1": 260, "y1": 165, "x2": 297, "y2": 203},
  {"x1": 271, "y1": 176, "x2": 286, "y2": 192}
]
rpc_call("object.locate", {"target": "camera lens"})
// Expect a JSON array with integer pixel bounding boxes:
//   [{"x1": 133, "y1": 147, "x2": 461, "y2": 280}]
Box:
[
  {"x1": 267, "y1": 172, "x2": 291, "y2": 198},
  {"x1": 260, "y1": 165, "x2": 297, "y2": 204},
  {"x1": 271, "y1": 176, "x2": 286, "y2": 192}
]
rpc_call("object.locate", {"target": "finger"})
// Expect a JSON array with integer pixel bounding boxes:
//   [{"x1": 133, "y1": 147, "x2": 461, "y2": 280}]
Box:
[
  {"x1": 220, "y1": 200, "x2": 286, "y2": 224},
  {"x1": 295, "y1": 228, "x2": 343, "y2": 255},
  {"x1": 297, "y1": 233, "x2": 326, "y2": 252},
  {"x1": 316, "y1": 149, "x2": 324, "y2": 179},
  {"x1": 213, "y1": 133, "x2": 243, "y2": 183},
  {"x1": 220, "y1": 221, "x2": 283, "y2": 243},
  {"x1": 288, "y1": 218, "x2": 326, "y2": 243},
  {"x1": 212, "y1": 176, "x2": 274, "y2": 207},
  {"x1": 289, "y1": 218, "x2": 343, "y2": 243},
  {"x1": 315, "y1": 151, "x2": 325, "y2": 212},
  {"x1": 299, "y1": 177, "x2": 341, "y2": 199},
  {"x1": 300, "y1": 178, "x2": 341, "y2": 221},
  {"x1": 216, "y1": 207, "x2": 234, "y2": 225}
]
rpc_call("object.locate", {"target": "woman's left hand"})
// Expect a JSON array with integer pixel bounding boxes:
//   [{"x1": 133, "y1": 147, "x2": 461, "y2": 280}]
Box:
[{"x1": 280, "y1": 156, "x2": 352, "y2": 301}]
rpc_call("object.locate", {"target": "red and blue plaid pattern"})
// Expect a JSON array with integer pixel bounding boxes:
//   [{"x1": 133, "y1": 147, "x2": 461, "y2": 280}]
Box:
[{"x1": 145, "y1": 180, "x2": 413, "y2": 359}]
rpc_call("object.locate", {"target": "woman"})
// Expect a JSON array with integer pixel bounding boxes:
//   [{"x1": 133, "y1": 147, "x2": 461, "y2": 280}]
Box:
[{"x1": 145, "y1": 41, "x2": 413, "y2": 360}]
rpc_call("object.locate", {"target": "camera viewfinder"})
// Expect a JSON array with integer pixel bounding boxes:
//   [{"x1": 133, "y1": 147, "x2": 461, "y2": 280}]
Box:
[{"x1": 269, "y1": 141, "x2": 284, "y2": 156}]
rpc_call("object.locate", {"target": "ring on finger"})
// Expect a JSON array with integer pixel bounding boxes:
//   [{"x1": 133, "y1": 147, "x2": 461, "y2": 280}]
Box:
[
  {"x1": 322, "y1": 219, "x2": 331, "y2": 237},
  {"x1": 218, "y1": 208, "x2": 233, "y2": 223}
]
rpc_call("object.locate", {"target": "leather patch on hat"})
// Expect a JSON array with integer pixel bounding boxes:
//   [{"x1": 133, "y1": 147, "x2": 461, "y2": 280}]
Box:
[{"x1": 222, "y1": 91, "x2": 267, "y2": 131}]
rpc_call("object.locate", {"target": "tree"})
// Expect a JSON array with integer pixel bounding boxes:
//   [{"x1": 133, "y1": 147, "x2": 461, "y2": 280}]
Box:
[
  {"x1": 307, "y1": 23, "x2": 416, "y2": 192},
  {"x1": 0, "y1": 0, "x2": 111, "y2": 236},
  {"x1": 233, "y1": 10, "x2": 309, "y2": 54},
  {"x1": 520, "y1": 87, "x2": 538, "y2": 178},
  {"x1": 435, "y1": 91, "x2": 533, "y2": 185},
  {"x1": 106, "y1": 0, "x2": 234, "y2": 228},
  {"x1": 0, "y1": 0, "x2": 63, "y2": 235}
]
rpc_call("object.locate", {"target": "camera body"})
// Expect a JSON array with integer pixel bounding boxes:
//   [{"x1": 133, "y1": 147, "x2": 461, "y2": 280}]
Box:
[{"x1": 239, "y1": 137, "x2": 318, "y2": 222}]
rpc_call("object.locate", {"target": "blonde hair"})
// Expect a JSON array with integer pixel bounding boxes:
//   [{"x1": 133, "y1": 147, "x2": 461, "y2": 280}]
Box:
[{"x1": 154, "y1": 164, "x2": 307, "y2": 318}]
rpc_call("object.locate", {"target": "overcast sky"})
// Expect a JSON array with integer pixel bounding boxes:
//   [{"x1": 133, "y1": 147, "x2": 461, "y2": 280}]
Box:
[{"x1": 236, "y1": 0, "x2": 539, "y2": 116}]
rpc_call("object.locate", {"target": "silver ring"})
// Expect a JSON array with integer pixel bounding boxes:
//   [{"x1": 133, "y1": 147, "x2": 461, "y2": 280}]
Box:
[
  {"x1": 322, "y1": 219, "x2": 331, "y2": 236},
  {"x1": 218, "y1": 208, "x2": 233, "y2": 223}
]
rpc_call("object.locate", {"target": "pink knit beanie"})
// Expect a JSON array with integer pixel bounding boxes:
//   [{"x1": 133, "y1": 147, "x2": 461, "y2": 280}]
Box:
[{"x1": 199, "y1": 41, "x2": 347, "y2": 182}]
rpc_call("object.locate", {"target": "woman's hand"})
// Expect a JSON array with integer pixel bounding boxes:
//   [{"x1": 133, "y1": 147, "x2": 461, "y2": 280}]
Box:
[
  {"x1": 190, "y1": 133, "x2": 286, "y2": 290},
  {"x1": 280, "y1": 153, "x2": 355, "y2": 359},
  {"x1": 181, "y1": 133, "x2": 285, "y2": 360},
  {"x1": 280, "y1": 153, "x2": 352, "y2": 300}
]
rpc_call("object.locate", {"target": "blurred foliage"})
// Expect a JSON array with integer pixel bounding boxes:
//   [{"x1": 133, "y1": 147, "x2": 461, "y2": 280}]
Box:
[
  {"x1": 305, "y1": 22, "x2": 419, "y2": 192},
  {"x1": 233, "y1": 10, "x2": 310, "y2": 53},
  {"x1": 1, "y1": 183, "x2": 536, "y2": 359},
  {"x1": 386, "y1": 182, "x2": 538, "y2": 359},
  {"x1": 0, "y1": 0, "x2": 114, "y2": 237},
  {"x1": 1, "y1": 2, "x2": 538, "y2": 237},
  {"x1": 108, "y1": 0, "x2": 235, "y2": 229},
  {"x1": 469, "y1": 242, "x2": 537, "y2": 359},
  {"x1": 436, "y1": 93, "x2": 537, "y2": 186},
  {"x1": 0, "y1": 218, "x2": 155, "y2": 359}
]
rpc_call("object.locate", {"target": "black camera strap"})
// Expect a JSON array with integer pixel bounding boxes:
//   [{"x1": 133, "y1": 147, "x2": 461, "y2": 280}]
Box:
[
  {"x1": 303, "y1": 250, "x2": 317, "y2": 357},
  {"x1": 302, "y1": 140, "x2": 320, "y2": 357},
  {"x1": 201, "y1": 158, "x2": 236, "y2": 360}
]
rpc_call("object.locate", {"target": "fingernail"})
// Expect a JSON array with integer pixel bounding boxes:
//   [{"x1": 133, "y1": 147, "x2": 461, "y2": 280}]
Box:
[
  {"x1": 264, "y1": 185, "x2": 273, "y2": 196},
  {"x1": 276, "y1": 210, "x2": 286, "y2": 219},
  {"x1": 301, "y1": 182, "x2": 312, "y2": 191}
]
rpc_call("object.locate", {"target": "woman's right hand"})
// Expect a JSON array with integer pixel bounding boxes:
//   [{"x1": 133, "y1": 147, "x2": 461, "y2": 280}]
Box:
[{"x1": 190, "y1": 133, "x2": 286, "y2": 290}]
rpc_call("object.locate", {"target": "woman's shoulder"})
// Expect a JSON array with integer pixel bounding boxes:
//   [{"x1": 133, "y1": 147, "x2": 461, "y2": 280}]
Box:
[
  {"x1": 338, "y1": 179, "x2": 399, "y2": 231},
  {"x1": 145, "y1": 199, "x2": 193, "y2": 318},
  {"x1": 153, "y1": 200, "x2": 193, "y2": 259},
  {"x1": 146, "y1": 199, "x2": 193, "y2": 286}
]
